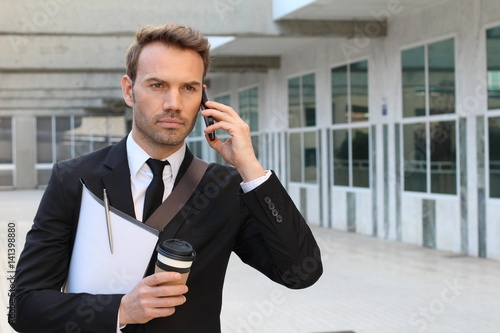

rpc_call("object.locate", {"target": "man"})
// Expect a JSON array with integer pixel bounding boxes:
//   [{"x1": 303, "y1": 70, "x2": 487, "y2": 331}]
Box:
[{"x1": 10, "y1": 23, "x2": 322, "y2": 333}]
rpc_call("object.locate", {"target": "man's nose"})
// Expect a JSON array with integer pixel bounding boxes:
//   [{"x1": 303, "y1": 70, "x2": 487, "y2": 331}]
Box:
[{"x1": 162, "y1": 90, "x2": 182, "y2": 112}]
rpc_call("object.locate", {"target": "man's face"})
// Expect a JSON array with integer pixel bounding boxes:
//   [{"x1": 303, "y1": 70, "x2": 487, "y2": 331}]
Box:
[{"x1": 123, "y1": 41, "x2": 204, "y2": 156}]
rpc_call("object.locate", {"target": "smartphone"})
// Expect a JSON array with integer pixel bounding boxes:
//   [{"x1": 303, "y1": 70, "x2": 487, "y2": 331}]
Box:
[{"x1": 200, "y1": 90, "x2": 215, "y2": 141}]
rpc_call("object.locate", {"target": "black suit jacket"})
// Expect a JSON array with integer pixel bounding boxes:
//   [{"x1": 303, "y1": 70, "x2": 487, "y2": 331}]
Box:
[{"x1": 10, "y1": 137, "x2": 322, "y2": 333}]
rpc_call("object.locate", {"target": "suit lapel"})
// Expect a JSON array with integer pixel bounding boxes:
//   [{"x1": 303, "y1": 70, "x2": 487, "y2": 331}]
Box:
[
  {"x1": 174, "y1": 147, "x2": 194, "y2": 188},
  {"x1": 94, "y1": 140, "x2": 198, "y2": 224},
  {"x1": 101, "y1": 137, "x2": 136, "y2": 218}
]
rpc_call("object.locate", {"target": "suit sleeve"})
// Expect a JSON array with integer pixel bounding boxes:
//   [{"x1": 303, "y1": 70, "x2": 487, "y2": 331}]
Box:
[
  {"x1": 234, "y1": 172, "x2": 323, "y2": 289},
  {"x1": 9, "y1": 163, "x2": 123, "y2": 333}
]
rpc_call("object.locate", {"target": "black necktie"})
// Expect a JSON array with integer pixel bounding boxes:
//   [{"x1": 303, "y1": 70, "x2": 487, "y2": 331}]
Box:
[{"x1": 143, "y1": 158, "x2": 169, "y2": 221}]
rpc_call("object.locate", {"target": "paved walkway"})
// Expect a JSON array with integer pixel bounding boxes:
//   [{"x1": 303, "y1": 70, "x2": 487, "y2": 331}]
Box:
[{"x1": 1, "y1": 190, "x2": 499, "y2": 333}]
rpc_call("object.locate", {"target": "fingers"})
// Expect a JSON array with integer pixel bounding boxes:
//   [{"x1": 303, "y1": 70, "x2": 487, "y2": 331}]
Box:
[
  {"x1": 140, "y1": 282, "x2": 188, "y2": 299},
  {"x1": 142, "y1": 272, "x2": 188, "y2": 298},
  {"x1": 119, "y1": 292, "x2": 186, "y2": 325},
  {"x1": 145, "y1": 293, "x2": 186, "y2": 309},
  {"x1": 200, "y1": 109, "x2": 250, "y2": 137},
  {"x1": 204, "y1": 100, "x2": 235, "y2": 115},
  {"x1": 200, "y1": 99, "x2": 264, "y2": 179},
  {"x1": 118, "y1": 273, "x2": 189, "y2": 326},
  {"x1": 144, "y1": 271, "x2": 182, "y2": 287},
  {"x1": 201, "y1": 101, "x2": 244, "y2": 126}
]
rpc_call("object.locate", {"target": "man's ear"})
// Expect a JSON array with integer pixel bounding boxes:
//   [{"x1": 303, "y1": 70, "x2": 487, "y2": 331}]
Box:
[{"x1": 121, "y1": 75, "x2": 134, "y2": 107}]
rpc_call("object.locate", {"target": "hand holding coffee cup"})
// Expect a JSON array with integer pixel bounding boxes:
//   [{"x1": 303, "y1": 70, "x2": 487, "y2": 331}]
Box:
[{"x1": 155, "y1": 239, "x2": 196, "y2": 285}]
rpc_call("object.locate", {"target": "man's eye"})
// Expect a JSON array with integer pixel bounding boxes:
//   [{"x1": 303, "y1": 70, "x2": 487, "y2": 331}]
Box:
[
  {"x1": 185, "y1": 86, "x2": 195, "y2": 91},
  {"x1": 151, "y1": 83, "x2": 162, "y2": 88}
]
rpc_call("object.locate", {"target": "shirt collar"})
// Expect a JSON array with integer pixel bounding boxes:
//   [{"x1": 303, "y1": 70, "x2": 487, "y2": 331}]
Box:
[{"x1": 126, "y1": 132, "x2": 186, "y2": 181}]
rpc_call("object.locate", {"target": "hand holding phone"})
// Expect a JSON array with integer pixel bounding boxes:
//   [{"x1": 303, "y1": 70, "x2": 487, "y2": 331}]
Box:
[{"x1": 200, "y1": 90, "x2": 215, "y2": 141}]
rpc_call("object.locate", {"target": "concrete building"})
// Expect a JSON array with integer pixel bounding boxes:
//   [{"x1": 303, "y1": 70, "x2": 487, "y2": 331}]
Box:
[{"x1": 1, "y1": 0, "x2": 500, "y2": 260}]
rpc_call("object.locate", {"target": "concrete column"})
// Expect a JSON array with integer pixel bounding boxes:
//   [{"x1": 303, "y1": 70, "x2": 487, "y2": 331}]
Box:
[{"x1": 14, "y1": 116, "x2": 36, "y2": 189}]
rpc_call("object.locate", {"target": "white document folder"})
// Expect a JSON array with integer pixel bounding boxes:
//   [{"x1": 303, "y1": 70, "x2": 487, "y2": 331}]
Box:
[{"x1": 64, "y1": 182, "x2": 159, "y2": 295}]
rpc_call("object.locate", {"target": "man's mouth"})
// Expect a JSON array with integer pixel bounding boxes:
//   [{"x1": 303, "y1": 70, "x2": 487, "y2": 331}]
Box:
[{"x1": 157, "y1": 118, "x2": 184, "y2": 128}]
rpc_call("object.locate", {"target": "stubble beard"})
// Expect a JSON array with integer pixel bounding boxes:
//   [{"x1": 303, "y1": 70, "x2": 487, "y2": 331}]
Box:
[{"x1": 132, "y1": 104, "x2": 197, "y2": 150}]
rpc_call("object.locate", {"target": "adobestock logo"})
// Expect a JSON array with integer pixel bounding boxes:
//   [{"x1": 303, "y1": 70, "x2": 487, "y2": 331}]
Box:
[
  {"x1": 235, "y1": 289, "x2": 286, "y2": 333},
  {"x1": 9, "y1": 0, "x2": 71, "y2": 54},
  {"x1": 213, "y1": 0, "x2": 244, "y2": 21},
  {"x1": 409, "y1": 278, "x2": 468, "y2": 332}
]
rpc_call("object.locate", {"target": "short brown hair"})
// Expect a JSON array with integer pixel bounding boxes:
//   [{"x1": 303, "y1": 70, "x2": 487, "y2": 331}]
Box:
[{"x1": 125, "y1": 23, "x2": 211, "y2": 83}]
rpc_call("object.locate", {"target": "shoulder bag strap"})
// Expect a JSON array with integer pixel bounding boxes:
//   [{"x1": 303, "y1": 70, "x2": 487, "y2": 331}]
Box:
[{"x1": 145, "y1": 157, "x2": 208, "y2": 231}]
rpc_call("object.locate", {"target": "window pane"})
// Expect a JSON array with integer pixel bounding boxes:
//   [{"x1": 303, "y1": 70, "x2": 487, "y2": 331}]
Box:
[
  {"x1": 249, "y1": 87, "x2": 259, "y2": 131},
  {"x1": 187, "y1": 141, "x2": 203, "y2": 158},
  {"x1": 351, "y1": 61, "x2": 369, "y2": 122},
  {"x1": 37, "y1": 169, "x2": 52, "y2": 186},
  {"x1": 403, "y1": 123, "x2": 427, "y2": 192},
  {"x1": 428, "y1": 39, "x2": 455, "y2": 115},
  {"x1": 0, "y1": 117, "x2": 13, "y2": 163},
  {"x1": 0, "y1": 170, "x2": 13, "y2": 186},
  {"x1": 36, "y1": 117, "x2": 53, "y2": 163},
  {"x1": 302, "y1": 74, "x2": 316, "y2": 127},
  {"x1": 304, "y1": 132, "x2": 317, "y2": 183},
  {"x1": 251, "y1": 135, "x2": 259, "y2": 161},
  {"x1": 109, "y1": 117, "x2": 125, "y2": 141},
  {"x1": 489, "y1": 117, "x2": 500, "y2": 197},
  {"x1": 487, "y1": 27, "x2": 500, "y2": 110},
  {"x1": 91, "y1": 117, "x2": 112, "y2": 151},
  {"x1": 289, "y1": 133, "x2": 302, "y2": 182},
  {"x1": 239, "y1": 89, "x2": 250, "y2": 127},
  {"x1": 239, "y1": 88, "x2": 259, "y2": 131},
  {"x1": 55, "y1": 117, "x2": 72, "y2": 161},
  {"x1": 332, "y1": 65, "x2": 348, "y2": 124},
  {"x1": 352, "y1": 127, "x2": 369, "y2": 187},
  {"x1": 288, "y1": 77, "x2": 301, "y2": 128},
  {"x1": 402, "y1": 46, "x2": 426, "y2": 117},
  {"x1": 190, "y1": 113, "x2": 204, "y2": 137},
  {"x1": 430, "y1": 121, "x2": 456, "y2": 194},
  {"x1": 74, "y1": 116, "x2": 93, "y2": 156},
  {"x1": 333, "y1": 129, "x2": 349, "y2": 186},
  {"x1": 215, "y1": 94, "x2": 230, "y2": 106}
]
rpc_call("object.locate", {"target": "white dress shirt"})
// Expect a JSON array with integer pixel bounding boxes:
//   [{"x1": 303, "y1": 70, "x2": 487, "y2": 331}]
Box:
[
  {"x1": 126, "y1": 134, "x2": 186, "y2": 222},
  {"x1": 126, "y1": 134, "x2": 271, "y2": 222},
  {"x1": 118, "y1": 133, "x2": 271, "y2": 331}
]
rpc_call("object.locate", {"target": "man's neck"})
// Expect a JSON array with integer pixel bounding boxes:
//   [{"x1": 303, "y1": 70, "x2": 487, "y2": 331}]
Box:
[{"x1": 131, "y1": 130, "x2": 183, "y2": 160}]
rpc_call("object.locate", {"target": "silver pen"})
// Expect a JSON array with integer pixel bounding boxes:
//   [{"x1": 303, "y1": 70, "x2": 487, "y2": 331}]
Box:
[{"x1": 103, "y1": 189, "x2": 113, "y2": 254}]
